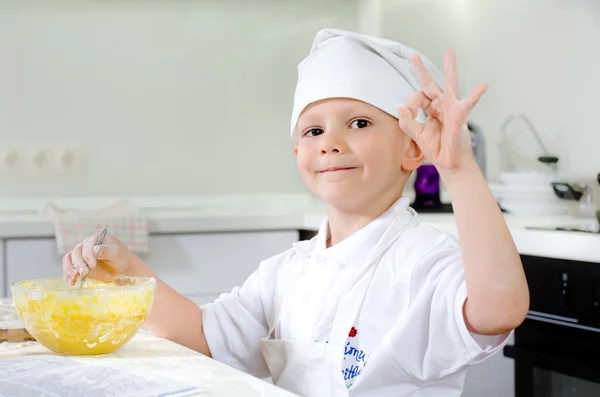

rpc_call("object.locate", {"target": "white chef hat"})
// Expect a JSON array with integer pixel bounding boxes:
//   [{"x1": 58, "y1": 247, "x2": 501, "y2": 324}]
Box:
[{"x1": 290, "y1": 28, "x2": 444, "y2": 139}]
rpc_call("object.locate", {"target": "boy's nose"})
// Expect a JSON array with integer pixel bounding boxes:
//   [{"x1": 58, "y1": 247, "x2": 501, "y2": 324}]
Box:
[
  {"x1": 320, "y1": 130, "x2": 347, "y2": 155},
  {"x1": 321, "y1": 146, "x2": 340, "y2": 155}
]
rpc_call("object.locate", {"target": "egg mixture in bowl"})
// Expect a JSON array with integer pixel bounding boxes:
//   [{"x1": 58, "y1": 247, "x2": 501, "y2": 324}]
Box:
[{"x1": 11, "y1": 276, "x2": 156, "y2": 355}]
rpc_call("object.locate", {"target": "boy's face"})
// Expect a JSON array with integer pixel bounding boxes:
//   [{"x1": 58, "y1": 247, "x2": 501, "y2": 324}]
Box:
[{"x1": 294, "y1": 98, "x2": 424, "y2": 210}]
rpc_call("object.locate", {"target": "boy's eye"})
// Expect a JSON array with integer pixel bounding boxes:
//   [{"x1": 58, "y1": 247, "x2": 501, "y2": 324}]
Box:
[
  {"x1": 304, "y1": 128, "x2": 324, "y2": 137},
  {"x1": 350, "y1": 119, "x2": 370, "y2": 129}
]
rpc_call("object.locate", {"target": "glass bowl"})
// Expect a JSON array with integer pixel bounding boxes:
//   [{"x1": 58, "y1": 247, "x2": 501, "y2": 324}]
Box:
[{"x1": 11, "y1": 276, "x2": 156, "y2": 355}]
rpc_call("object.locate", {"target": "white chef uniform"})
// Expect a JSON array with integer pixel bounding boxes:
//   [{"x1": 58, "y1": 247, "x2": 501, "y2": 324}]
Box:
[
  {"x1": 202, "y1": 27, "x2": 510, "y2": 397},
  {"x1": 201, "y1": 198, "x2": 510, "y2": 397}
]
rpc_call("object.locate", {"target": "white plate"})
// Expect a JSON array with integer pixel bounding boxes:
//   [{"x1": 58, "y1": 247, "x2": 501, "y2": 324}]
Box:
[
  {"x1": 499, "y1": 172, "x2": 556, "y2": 186},
  {"x1": 489, "y1": 182, "x2": 554, "y2": 194},
  {"x1": 500, "y1": 201, "x2": 569, "y2": 216}
]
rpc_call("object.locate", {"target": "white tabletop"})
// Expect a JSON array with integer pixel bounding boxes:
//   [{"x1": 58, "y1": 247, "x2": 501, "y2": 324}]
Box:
[{"x1": 0, "y1": 330, "x2": 297, "y2": 397}]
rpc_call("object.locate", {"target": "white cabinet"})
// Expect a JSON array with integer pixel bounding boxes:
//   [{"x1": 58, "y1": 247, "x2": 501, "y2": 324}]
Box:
[
  {"x1": 0, "y1": 240, "x2": 4, "y2": 298},
  {"x1": 2, "y1": 231, "x2": 300, "y2": 300},
  {"x1": 5, "y1": 238, "x2": 62, "y2": 293},
  {"x1": 144, "y1": 231, "x2": 298, "y2": 303}
]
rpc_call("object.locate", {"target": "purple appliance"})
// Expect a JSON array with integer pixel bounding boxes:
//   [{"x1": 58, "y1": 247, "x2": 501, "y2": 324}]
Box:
[{"x1": 412, "y1": 164, "x2": 448, "y2": 212}]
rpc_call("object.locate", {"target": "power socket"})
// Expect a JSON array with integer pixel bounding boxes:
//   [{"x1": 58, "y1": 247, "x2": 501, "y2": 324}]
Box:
[{"x1": 0, "y1": 146, "x2": 86, "y2": 177}]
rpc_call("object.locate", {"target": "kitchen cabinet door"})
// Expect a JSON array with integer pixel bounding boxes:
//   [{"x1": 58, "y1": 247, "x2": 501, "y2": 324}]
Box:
[
  {"x1": 5, "y1": 238, "x2": 62, "y2": 295},
  {"x1": 0, "y1": 240, "x2": 5, "y2": 298},
  {"x1": 3, "y1": 231, "x2": 300, "y2": 301},
  {"x1": 143, "y1": 231, "x2": 299, "y2": 303}
]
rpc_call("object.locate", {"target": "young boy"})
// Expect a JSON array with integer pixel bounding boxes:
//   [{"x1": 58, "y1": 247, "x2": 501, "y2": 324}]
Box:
[{"x1": 63, "y1": 29, "x2": 529, "y2": 397}]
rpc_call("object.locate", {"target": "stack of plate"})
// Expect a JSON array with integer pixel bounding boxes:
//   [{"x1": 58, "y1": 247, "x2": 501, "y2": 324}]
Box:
[{"x1": 489, "y1": 172, "x2": 570, "y2": 216}]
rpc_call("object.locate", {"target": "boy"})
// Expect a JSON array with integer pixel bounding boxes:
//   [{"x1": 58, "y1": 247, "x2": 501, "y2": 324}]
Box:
[{"x1": 63, "y1": 29, "x2": 529, "y2": 396}]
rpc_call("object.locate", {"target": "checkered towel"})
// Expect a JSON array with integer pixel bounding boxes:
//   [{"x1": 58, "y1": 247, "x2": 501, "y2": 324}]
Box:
[{"x1": 43, "y1": 201, "x2": 149, "y2": 257}]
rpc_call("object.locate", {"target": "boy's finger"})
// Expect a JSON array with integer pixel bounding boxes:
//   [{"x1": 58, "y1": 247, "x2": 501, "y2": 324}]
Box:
[
  {"x1": 404, "y1": 92, "x2": 432, "y2": 119},
  {"x1": 462, "y1": 83, "x2": 488, "y2": 113},
  {"x1": 398, "y1": 107, "x2": 424, "y2": 141},
  {"x1": 411, "y1": 53, "x2": 443, "y2": 99},
  {"x1": 81, "y1": 241, "x2": 98, "y2": 269},
  {"x1": 71, "y1": 246, "x2": 90, "y2": 276},
  {"x1": 88, "y1": 266, "x2": 119, "y2": 282},
  {"x1": 444, "y1": 49, "x2": 459, "y2": 97},
  {"x1": 62, "y1": 253, "x2": 76, "y2": 284},
  {"x1": 93, "y1": 243, "x2": 117, "y2": 260}
]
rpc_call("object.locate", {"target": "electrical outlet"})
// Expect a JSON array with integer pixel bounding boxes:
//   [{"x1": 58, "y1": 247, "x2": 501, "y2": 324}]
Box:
[
  {"x1": 0, "y1": 150, "x2": 19, "y2": 172},
  {"x1": 0, "y1": 149, "x2": 23, "y2": 177},
  {"x1": 52, "y1": 147, "x2": 86, "y2": 176},
  {"x1": 0, "y1": 146, "x2": 86, "y2": 177}
]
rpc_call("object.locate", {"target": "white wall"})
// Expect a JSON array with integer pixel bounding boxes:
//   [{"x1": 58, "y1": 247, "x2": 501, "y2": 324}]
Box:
[
  {"x1": 379, "y1": 0, "x2": 599, "y2": 182},
  {"x1": 0, "y1": 0, "x2": 359, "y2": 198},
  {"x1": 465, "y1": 0, "x2": 600, "y2": 180},
  {"x1": 379, "y1": 0, "x2": 469, "y2": 91},
  {"x1": 2, "y1": 0, "x2": 598, "y2": 199}
]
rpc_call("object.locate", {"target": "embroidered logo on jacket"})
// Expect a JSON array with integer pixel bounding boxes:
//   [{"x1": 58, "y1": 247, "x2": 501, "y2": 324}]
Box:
[
  {"x1": 316, "y1": 326, "x2": 369, "y2": 389},
  {"x1": 342, "y1": 326, "x2": 368, "y2": 387}
]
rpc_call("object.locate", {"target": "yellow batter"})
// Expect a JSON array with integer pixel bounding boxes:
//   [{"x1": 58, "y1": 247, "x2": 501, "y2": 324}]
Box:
[{"x1": 13, "y1": 279, "x2": 155, "y2": 355}]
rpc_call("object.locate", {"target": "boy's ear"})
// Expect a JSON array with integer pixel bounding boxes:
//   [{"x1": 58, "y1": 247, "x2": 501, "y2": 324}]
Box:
[{"x1": 401, "y1": 136, "x2": 426, "y2": 172}]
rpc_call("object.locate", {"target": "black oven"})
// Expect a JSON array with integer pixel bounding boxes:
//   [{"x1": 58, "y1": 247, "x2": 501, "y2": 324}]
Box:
[{"x1": 504, "y1": 255, "x2": 600, "y2": 396}]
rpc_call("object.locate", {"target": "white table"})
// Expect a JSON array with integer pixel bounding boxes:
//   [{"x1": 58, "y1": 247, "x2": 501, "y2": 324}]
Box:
[{"x1": 0, "y1": 330, "x2": 297, "y2": 397}]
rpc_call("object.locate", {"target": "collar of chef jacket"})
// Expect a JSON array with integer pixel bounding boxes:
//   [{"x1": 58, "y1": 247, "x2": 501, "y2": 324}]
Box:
[{"x1": 292, "y1": 197, "x2": 412, "y2": 269}]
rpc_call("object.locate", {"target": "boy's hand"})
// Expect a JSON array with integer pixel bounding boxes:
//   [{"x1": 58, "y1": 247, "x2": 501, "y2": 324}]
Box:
[
  {"x1": 62, "y1": 232, "x2": 134, "y2": 285},
  {"x1": 397, "y1": 50, "x2": 487, "y2": 172}
]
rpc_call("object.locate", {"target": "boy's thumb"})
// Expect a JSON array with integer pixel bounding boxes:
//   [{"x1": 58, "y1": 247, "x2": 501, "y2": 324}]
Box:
[{"x1": 93, "y1": 245, "x2": 105, "y2": 259}]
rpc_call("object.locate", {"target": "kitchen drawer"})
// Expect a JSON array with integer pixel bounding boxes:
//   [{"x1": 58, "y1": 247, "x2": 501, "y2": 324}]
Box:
[
  {"x1": 522, "y1": 255, "x2": 600, "y2": 330},
  {"x1": 0, "y1": 241, "x2": 5, "y2": 298},
  {"x1": 144, "y1": 231, "x2": 299, "y2": 300},
  {"x1": 5, "y1": 238, "x2": 62, "y2": 296}
]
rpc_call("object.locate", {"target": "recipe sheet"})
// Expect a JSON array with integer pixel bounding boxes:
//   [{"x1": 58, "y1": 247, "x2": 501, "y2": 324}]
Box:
[{"x1": 0, "y1": 355, "x2": 197, "y2": 397}]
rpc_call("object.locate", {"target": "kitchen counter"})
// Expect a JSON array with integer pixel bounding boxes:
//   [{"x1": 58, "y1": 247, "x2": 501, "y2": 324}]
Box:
[
  {"x1": 0, "y1": 193, "x2": 598, "y2": 263},
  {"x1": 0, "y1": 329, "x2": 297, "y2": 397}
]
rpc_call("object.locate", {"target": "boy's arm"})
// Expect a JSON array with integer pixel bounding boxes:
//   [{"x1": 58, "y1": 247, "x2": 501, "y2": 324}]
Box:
[
  {"x1": 125, "y1": 257, "x2": 212, "y2": 356},
  {"x1": 398, "y1": 50, "x2": 529, "y2": 336},
  {"x1": 439, "y1": 160, "x2": 529, "y2": 335}
]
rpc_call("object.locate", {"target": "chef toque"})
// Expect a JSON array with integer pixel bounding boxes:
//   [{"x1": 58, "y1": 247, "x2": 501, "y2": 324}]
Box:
[{"x1": 290, "y1": 28, "x2": 444, "y2": 139}]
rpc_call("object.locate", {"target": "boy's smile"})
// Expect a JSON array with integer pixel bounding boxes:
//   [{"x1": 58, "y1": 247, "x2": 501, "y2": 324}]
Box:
[{"x1": 319, "y1": 166, "x2": 357, "y2": 173}]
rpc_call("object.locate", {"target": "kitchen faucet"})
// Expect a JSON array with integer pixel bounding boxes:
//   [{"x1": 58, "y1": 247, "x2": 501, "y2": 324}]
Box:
[{"x1": 499, "y1": 114, "x2": 559, "y2": 171}]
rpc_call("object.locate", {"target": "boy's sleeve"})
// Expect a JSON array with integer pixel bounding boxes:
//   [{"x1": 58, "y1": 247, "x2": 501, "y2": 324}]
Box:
[
  {"x1": 389, "y1": 237, "x2": 512, "y2": 381},
  {"x1": 200, "y1": 253, "x2": 284, "y2": 378}
]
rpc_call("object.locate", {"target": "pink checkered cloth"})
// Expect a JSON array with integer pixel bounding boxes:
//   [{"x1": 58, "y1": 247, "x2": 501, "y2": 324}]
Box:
[{"x1": 43, "y1": 201, "x2": 149, "y2": 257}]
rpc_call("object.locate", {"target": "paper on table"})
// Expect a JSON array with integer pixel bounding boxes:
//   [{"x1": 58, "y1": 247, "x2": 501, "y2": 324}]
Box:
[
  {"x1": 0, "y1": 355, "x2": 197, "y2": 397},
  {"x1": 0, "y1": 355, "x2": 78, "y2": 380}
]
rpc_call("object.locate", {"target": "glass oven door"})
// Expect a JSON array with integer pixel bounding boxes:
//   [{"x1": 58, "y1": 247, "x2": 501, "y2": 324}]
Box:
[
  {"x1": 505, "y1": 345, "x2": 600, "y2": 397},
  {"x1": 532, "y1": 368, "x2": 600, "y2": 396}
]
